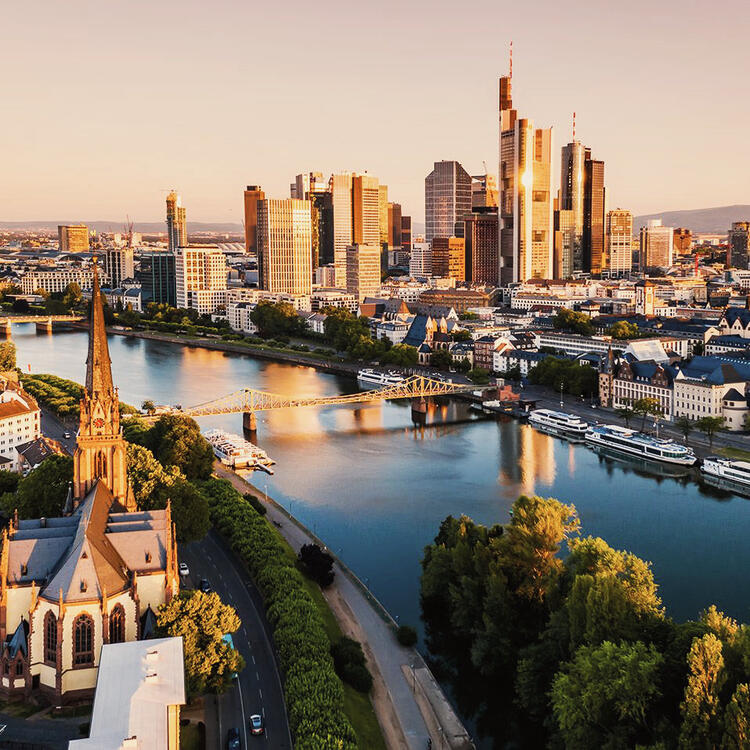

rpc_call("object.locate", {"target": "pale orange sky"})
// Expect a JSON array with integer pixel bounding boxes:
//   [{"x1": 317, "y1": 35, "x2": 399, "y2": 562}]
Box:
[{"x1": 2, "y1": 0, "x2": 748, "y2": 224}]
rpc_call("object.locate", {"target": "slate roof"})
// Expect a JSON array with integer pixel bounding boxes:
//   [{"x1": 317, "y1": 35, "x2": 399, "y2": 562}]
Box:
[
  {"x1": 6, "y1": 619, "x2": 28, "y2": 659},
  {"x1": 723, "y1": 388, "x2": 747, "y2": 402},
  {"x1": 17, "y1": 436, "x2": 65, "y2": 468},
  {"x1": 723, "y1": 308, "x2": 750, "y2": 328},
  {"x1": 404, "y1": 315, "x2": 430, "y2": 348},
  {"x1": 678, "y1": 356, "x2": 750, "y2": 384}
]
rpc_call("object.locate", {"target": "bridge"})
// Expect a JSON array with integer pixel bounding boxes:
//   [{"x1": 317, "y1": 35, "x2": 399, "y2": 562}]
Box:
[
  {"x1": 177, "y1": 374, "x2": 477, "y2": 431},
  {"x1": 0, "y1": 315, "x2": 85, "y2": 334}
]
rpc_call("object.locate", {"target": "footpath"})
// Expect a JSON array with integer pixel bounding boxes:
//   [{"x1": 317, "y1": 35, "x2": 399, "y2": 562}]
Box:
[{"x1": 213, "y1": 463, "x2": 474, "y2": 750}]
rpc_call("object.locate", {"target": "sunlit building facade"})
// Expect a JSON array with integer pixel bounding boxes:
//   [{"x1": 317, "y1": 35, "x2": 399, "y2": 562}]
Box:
[
  {"x1": 243, "y1": 185, "x2": 265, "y2": 255},
  {"x1": 431, "y1": 237, "x2": 466, "y2": 281},
  {"x1": 165, "y1": 191, "x2": 187, "y2": 253},
  {"x1": 175, "y1": 245, "x2": 227, "y2": 314},
  {"x1": 425, "y1": 161, "x2": 472, "y2": 242},
  {"x1": 58, "y1": 224, "x2": 90, "y2": 254},
  {"x1": 345, "y1": 243, "x2": 380, "y2": 301},
  {"x1": 639, "y1": 219, "x2": 674, "y2": 270},
  {"x1": 606, "y1": 209, "x2": 633, "y2": 275}
]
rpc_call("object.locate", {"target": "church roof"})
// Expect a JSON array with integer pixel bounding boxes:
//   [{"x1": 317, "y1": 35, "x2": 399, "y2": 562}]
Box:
[
  {"x1": 85, "y1": 260, "x2": 115, "y2": 396},
  {"x1": 6, "y1": 618, "x2": 28, "y2": 659}
]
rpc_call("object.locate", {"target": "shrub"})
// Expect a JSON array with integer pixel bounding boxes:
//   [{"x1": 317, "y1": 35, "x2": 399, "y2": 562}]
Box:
[
  {"x1": 396, "y1": 624, "x2": 418, "y2": 647},
  {"x1": 243, "y1": 492, "x2": 267, "y2": 515},
  {"x1": 298, "y1": 543, "x2": 335, "y2": 588},
  {"x1": 331, "y1": 637, "x2": 373, "y2": 693}
]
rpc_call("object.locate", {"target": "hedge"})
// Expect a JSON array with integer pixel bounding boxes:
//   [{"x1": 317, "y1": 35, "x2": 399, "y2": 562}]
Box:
[{"x1": 202, "y1": 477, "x2": 357, "y2": 749}]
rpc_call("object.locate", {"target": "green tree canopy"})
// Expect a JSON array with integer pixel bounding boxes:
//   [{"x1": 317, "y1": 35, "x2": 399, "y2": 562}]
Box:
[
  {"x1": 147, "y1": 414, "x2": 214, "y2": 481},
  {"x1": 0, "y1": 341, "x2": 16, "y2": 371},
  {"x1": 380, "y1": 343, "x2": 418, "y2": 367},
  {"x1": 430, "y1": 347, "x2": 453, "y2": 370},
  {"x1": 14, "y1": 455, "x2": 73, "y2": 518},
  {"x1": 156, "y1": 590, "x2": 245, "y2": 696},
  {"x1": 249, "y1": 301, "x2": 306, "y2": 339},
  {"x1": 608, "y1": 321, "x2": 640, "y2": 340},
  {"x1": 696, "y1": 416, "x2": 724, "y2": 447},
  {"x1": 553, "y1": 308, "x2": 595, "y2": 336}
]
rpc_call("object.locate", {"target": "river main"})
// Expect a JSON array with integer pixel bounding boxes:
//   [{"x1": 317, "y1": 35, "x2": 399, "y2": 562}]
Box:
[{"x1": 15, "y1": 326, "x2": 750, "y2": 632}]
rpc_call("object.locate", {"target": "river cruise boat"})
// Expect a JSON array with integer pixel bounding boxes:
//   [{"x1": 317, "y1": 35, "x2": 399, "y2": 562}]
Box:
[
  {"x1": 203, "y1": 429, "x2": 276, "y2": 473},
  {"x1": 701, "y1": 456, "x2": 750, "y2": 489},
  {"x1": 528, "y1": 409, "x2": 588, "y2": 437},
  {"x1": 357, "y1": 369, "x2": 406, "y2": 388},
  {"x1": 585, "y1": 424, "x2": 697, "y2": 466}
]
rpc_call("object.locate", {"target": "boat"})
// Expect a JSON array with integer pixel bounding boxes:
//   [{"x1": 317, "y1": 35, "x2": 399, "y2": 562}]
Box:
[
  {"x1": 585, "y1": 424, "x2": 697, "y2": 466},
  {"x1": 528, "y1": 408, "x2": 588, "y2": 437},
  {"x1": 357, "y1": 368, "x2": 406, "y2": 388},
  {"x1": 203, "y1": 429, "x2": 276, "y2": 472},
  {"x1": 701, "y1": 456, "x2": 750, "y2": 489}
]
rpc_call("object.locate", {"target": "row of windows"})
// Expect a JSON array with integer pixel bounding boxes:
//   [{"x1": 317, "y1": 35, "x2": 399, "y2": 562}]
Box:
[{"x1": 43, "y1": 607, "x2": 125, "y2": 668}]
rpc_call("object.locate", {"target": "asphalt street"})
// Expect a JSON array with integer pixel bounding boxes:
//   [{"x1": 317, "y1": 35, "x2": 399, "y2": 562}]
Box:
[{"x1": 180, "y1": 532, "x2": 291, "y2": 750}]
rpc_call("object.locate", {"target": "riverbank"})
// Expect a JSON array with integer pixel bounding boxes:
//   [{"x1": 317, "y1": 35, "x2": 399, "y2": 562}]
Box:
[{"x1": 214, "y1": 462, "x2": 473, "y2": 750}]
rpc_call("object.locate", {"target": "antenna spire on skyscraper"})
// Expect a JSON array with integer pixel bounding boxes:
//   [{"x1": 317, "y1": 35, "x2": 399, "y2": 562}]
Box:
[
  {"x1": 573, "y1": 111, "x2": 576, "y2": 140},
  {"x1": 509, "y1": 40, "x2": 513, "y2": 79}
]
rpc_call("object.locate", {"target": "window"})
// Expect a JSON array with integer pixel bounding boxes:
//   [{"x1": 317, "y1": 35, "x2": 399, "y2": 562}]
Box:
[
  {"x1": 15, "y1": 660, "x2": 23, "y2": 676},
  {"x1": 44, "y1": 611, "x2": 57, "y2": 665},
  {"x1": 73, "y1": 614, "x2": 94, "y2": 666},
  {"x1": 109, "y1": 605, "x2": 125, "y2": 644}
]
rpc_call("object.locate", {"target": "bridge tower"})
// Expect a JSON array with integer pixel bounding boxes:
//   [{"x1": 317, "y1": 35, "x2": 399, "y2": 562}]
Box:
[
  {"x1": 1, "y1": 320, "x2": 11, "y2": 338},
  {"x1": 242, "y1": 411, "x2": 257, "y2": 434}
]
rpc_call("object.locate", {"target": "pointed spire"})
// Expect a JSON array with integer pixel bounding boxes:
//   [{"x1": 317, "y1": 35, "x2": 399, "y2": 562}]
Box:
[
  {"x1": 85, "y1": 258, "x2": 114, "y2": 396},
  {"x1": 63, "y1": 482, "x2": 74, "y2": 516}
]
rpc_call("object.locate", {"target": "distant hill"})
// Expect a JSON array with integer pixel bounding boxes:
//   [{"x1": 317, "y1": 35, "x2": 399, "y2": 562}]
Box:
[
  {"x1": 633, "y1": 205, "x2": 750, "y2": 234},
  {"x1": 0, "y1": 220, "x2": 244, "y2": 234}
]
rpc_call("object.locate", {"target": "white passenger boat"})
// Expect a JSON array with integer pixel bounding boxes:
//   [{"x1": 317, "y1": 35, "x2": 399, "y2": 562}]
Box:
[
  {"x1": 701, "y1": 456, "x2": 750, "y2": 489},
  {"x1": 357, "y1": 369, "x2": 406, "y2": 388},
  {"x1": 203, "y1": 429, "x2": 276, "y2": 473},
  {"x1": 585, "y1": 424, "x2": 697, "y2": 466},
  {"x1": 528, "y1": 409, "x2": 588, "y2": 437}
]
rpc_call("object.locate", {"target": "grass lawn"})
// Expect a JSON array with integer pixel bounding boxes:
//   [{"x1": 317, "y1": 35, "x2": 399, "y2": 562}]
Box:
[
  {"x1": 718, "y1": 445, "x2": 750, "y2": 461},
  {"x1": 180, "y1": 722, "x2": 203, "y2": 750},
  {"x1": 0, "y1": 700, "x2": 39, "y2": 718}
]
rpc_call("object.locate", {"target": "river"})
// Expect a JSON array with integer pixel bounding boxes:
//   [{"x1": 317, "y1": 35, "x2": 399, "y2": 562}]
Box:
[{"x1": 13, "y1": 326, "x2": 750, "y2": 633}]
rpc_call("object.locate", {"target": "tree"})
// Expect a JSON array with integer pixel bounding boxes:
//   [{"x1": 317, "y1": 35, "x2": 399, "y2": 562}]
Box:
[
  {"x1": 468, "y1": 367, "x2": 491, "y2": 385},
  {"x1": 553, "y1": 308, "x2": 595, "y2": 337},
  {"x1": 451, "y1": 330, "x2": 472, "y2": 342},
  {"x1": 148, "y1": 414, "x2": 214, "y2": 480},
  {"x1": 141, "y1": 399, "x2": 156, "y2": 415},
  {"x1": 156, "y1": 590, "x2": 245, "y2": 696},
  {"x1": 696, "y1": 416, "x2": 724, "y2": 448},
  {"x1": 722, "y1": 683, "x2": 750, "y2": 750},
  {"x1": 454, "y1": 358, "x2": 471, "y2": 373},
  {"x1": 679, "y1": 633, "x2": 726, "y2": 749},
  {"x1": 380, "y1": 343, "x2": 418, "y2": 367},
  {"x1": 125, "y1": 443, "x2": 181, "y2": 507},
  {"x1": 331, "y1": 636, "x2": 373, "y2": 693},
  {"x1": 430, "y1": 347, "x2": 453, "y2": 370},
  {"x1": 616, "y1": 406, "x2": 637, "y2": 428},
  {"x1": 0, "y1": 341, "x2": 16, "y2": 371},
  {"x1": 62, "y1": 282, "x2": 83, "y2": 310},
  {"x1": 693, "y1": 341, "x2": 705, "y2": 356},
  {"x1": 14, "y1": 455, "x2": 73, "y2": 518},
  {"x1": 249, "y1": 301, "x2": 305, "y2": 339},
  {"x1": 156, "y1": 478, "x2": 210, "y2": 542},
  {"x1": 298, "y1": 543, "x2": 335, "y2": 588},
  {"x1": 609, "y1": 321, "x2": 640, "y2": 340},
  {"x1": 632, "y1": 397, "x2": 662, "y2": 433},
  {"x1": 551, "y1": 640, "x2": 664, "y2": 750},
  {"x1": 675, "y1": 416, "x2": 695, "y2": 445},
  {"x1": 0, "y1": 470, "x2": 19, "y2": 496}
]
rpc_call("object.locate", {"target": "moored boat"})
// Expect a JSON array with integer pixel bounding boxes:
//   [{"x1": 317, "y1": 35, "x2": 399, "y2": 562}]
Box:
[
  {"x1": 204, "y1": 429, "x2": 276, "y2": 472},
  {"x1": 528, "y1": 408, "x2": 588, "y2": 437},
  {"x1": 357, "y1": 368, "x2": 406, "y2": 388},
  {"x1": 701, "y1": 456, "x2": 750, "y2": 488},
  {"x1": 585, "y1": 423, "x2": 696, "y2": 466}
]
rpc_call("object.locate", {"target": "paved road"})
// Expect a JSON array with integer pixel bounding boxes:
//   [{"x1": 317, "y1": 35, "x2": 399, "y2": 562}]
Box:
[
  {"x1": 0, "y1": 712, "x2": 83, "y2": 749},
  {"x1": 40, "y1": 410, "x2": 76, "y2": 455},
  {"x1": 180, "y1": 532, "x2": 291, "y2": 750}
]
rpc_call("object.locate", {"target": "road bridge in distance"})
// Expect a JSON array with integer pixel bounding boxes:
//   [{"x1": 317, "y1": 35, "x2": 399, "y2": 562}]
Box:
[{"x1": 0, "y1": 315, "x2": 85, "y2": 334}]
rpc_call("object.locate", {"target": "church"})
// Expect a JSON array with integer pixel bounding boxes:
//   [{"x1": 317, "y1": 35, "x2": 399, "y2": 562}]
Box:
[{"x1": 0, "y1": 264, "x2": 180, "y2": 702}]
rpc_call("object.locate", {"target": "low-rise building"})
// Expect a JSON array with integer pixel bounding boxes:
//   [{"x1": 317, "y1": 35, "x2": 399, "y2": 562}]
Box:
[
  {"x1": 226, "y1": 301, "x2": 259, "y2": 336},
  {"x1": 418, "y1": 288, "x2": 491, "y2": 313},
  {"x1": 311, "y1": 288, "x2": 357, "y2": 313},
  {"x1": 0, "y1": 382, "x2": 41, "y2": 471},
  {"x1": 20, "y1": 268, "x2": 100, "y2": 295},
  {"x1": 374, "y1": 320, "x2": 409, "y2": 345}
]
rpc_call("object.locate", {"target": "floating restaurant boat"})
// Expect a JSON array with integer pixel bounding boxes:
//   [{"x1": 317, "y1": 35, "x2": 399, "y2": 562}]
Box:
[
  {"x1": 357, "y1": 368, "x2": 406, "y2": 388},
  {"x1": 585, "y1": 424, "x2": 697, "y2": 466},
  {"x1": 701, "y1": 456, "x2": 750, "y2": 490},
  {"x1": 528, "y1": 408, "x2": 588, "y2": 437},
  {"x1": 203, "y1": 429, "x2": 276, "y2": 473}
]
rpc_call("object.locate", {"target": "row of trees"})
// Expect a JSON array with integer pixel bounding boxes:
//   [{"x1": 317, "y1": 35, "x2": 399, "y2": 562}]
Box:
[
  {"x1": 527, "y1": 355, "x2": 599, "y2": 397},
  {"x1": 421, "y1": 496, "x2": 750, "y2": 748},
  {"x1": 207, "y1": 476, "x2": 357, "y2": 748}
]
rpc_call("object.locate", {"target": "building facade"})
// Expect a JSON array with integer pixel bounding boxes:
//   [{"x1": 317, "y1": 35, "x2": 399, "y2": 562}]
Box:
[
  {"x1": 431, "y1": 237, "x2": 465, "y2": 281},
  {"x1": 640, "y1": 219, "x2": 674, "y2": 269},
  {"x1": 606, "y1": 209, "x2": 633, "y2": 274},
  {"x1": 137, "y1": 251, "x2": 176, "y2": 306},
  {"x1": 165, "y1": 191, "x2": 187, "y2": 253},
  {"x1": 58, "y1": 225, "x2": 89, "y2": 254},
  {"x1": 104, "y1": 247, "x2": 134, "y2": 289},
  {"x1": 425, "y1": 161, "x2": 472, "y2": 242},
  {"x1": 582, "y1": 152, "x2": 605, "y2": 274},
  {"x1": 175, "y1": 245, "x2": 227, "y2": 314},
  {"x1": 20, "y1": 269, "x2": 99, "y2": 295},
  {"x1": 464, "y1": 211, "x2": 499, "y2": 285},
  {"x1": 243, "y1": 185, "x2": 265, "y2": 255},
  {"x1": 345, "y1": 244, "x2": 381, "y2": 302},
  {"x1": 728, "y1": 222, "x2": 750, "y2": 269},
  {"x1": 409, "y1": 241, "x2": 432, "y2": 277}
]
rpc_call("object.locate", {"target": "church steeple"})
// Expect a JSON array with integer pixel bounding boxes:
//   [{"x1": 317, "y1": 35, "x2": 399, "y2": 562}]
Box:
[{"x1": 85, "y1": 260, "x2": 114, "y2": 396}]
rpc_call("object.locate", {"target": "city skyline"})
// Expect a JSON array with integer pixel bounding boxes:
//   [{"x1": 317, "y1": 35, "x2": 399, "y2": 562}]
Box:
[{"x1": 3, "y1": 0, "x2": 749, "y2": 224}]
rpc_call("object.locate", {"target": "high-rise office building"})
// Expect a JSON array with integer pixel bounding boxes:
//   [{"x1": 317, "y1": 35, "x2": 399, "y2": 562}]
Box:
[
  {"x1": 292, "y1": 172, "x2": 326, "y2": 201},
  {"x1": 498, "y1": 75, "x2": 553, "y2": 282},
  {"x1": 670, "y1": 227, "x2": 692, "y2": 257},
  {"x1": 559, "y1": 141, "x2": 586, "y2": 271},
  {"x1": 409, "y1": 241, "x2": 431, "y2": 277},
  {"x1": 553, "y1": 207, "x2": 576, "y2": 279},
  {"x1": 639, "y1": 219, "x2": 674, "y2": 270},
  {"x1": 243, "y1": 185, "x2": 265, "y2": 254},
  {"x1": 464, "y1": 210, "x2": 499, "y2": 285},
  {"x1": 728, "y1": 222, "x2": 750, "y2": 269},
  {"x1": 330, "y1": 173, "x2": 353, "y2": 288},
  {"x1": 431, "y1": 237, "x2": 466, "y2": 281},
  {"x1": 388, "y1": 203, "x2": 402, "y2": 248},
  {"x1": 137, "y1": 251, "x2": 176, "y2": 306},
  {"x1": 471, "y1": 174, "x2": 498, "y2": 209},
  {"x1": 58, "y1": 224, "x2": 89, "y2": 254},
  {"x1": 105, "y1": 247, "x2": 135, "y2": 288},
  {"x1": 425, "y1": 161, "x2": 472, "y2": 242},
  {"x1": 257, "y1": 199, "x2": 313, "y2": 295},
  {"x1": 352, "y1": 175, "x2": 381, "y2": 246},
  {"x1": 378, "y1": 185, "x2": 389, "y2": 247},
  {"x1": 175, "y1": 245, "x2": 227, "y2": 314},
  {"x1": 583, "y1": 152, "x2": 605, "y2": 274},
  {"x1": 606, "y1": 209, "x2": 633, "y2": 275},
  {"x1": 401, "y1": 215, "x2": 412, "y2": 254},
  {"x1": 166, "y1": 191, "x2": 187, "y2": 253},
  {"x1": 345, "y1": 243, "x2": 381, "y2": 301}
]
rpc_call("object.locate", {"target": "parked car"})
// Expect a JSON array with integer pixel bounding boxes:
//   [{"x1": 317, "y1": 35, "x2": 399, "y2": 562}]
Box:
[
  {"x1": 249, "y1": 714, "x2": 264, "y2": 736},
  {"x1": 226, "y1": 727, "x2": 241, "y2": 749},
  {"x1": 178, "y1": 562, "x2": 189, "y2": 577},
  {"x1": 63, "y1": 431, "x2": 71, "y2": 439},
  {"x1": 199, "y1": 578, "x2": 212, "y2": 594}
]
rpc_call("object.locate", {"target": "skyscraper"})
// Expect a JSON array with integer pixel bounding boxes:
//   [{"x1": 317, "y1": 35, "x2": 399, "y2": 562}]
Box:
[
  {"x1": 559, "y1": 140, "x2": 586, "y2": 271},
  {"x1": 243, "y1": 185, "x2": 265, "y2": 254},
  {"x1": 553, "y1": 207, "x2": 575, "y2": 279},
  {"x1": 464, "y1": 210, "x2": 499, "y2": 285},
  {"x1": 345, "y1": 243, "x2": 381, "y2": 301},
  {"x1": 431, "y1": 237, "x2": 466, "y2": 281},
  {"x1": 166, "y1": 191, "x2": 187, "y2": 253},
  {"x1": 401, "y1": 215, "x2": 412, "y2": 254},
  {"x1": 728, "y1": 222, "x2": 750, "y2": 269},
  {"x1": 583, "y1": 151, "x2": 605, "y2": 274},
  {"x1": 388, "y1": 203, "x2": 402, "y2": 248},
  {"x1": 58, "y1": 224, "x2": 89, "y2": 253},
  {"x1": 425, "y1": 161, "x2": 472, "y2": 242},
  {"x1": 606, "y1": 209, "x2": 633, "y2": 275},
  {"x1": 137, "y1": 251, "x2": 176, "y2": 306},
  {"x1": 498, "y1": 75, "x2": 553, "y2": 282},
  {"x1": 409, "y1": 241, "x2": 431, "y2": 277},
  {"x1": 257, "y1": 199, "x2": 313, "y2": 295},
  {"x1": 378, "y1": 185, "x2": 389, "y2": 248},
  {"x1": 639, "y1": 219, "x2": 674, "y2": 270},
  {"x1": 105, "y1": 247, "x2": 135, "y2": 288},
  {"x1": 471, "y1": 174, "x2": 498, "y2": 209},
  {"x1": 330, "y1": 173, "x2": 353, "y2": 288}
]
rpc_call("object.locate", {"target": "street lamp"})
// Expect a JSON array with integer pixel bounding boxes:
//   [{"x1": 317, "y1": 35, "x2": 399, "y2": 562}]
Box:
[{"x1": 560, "y1": 381, "x2": 564, "y2": 409}]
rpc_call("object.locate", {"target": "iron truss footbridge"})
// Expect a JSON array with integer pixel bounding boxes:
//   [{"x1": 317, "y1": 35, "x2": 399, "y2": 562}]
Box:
[{"x1": 180, "y1": 374, "x2": 475, "y2": 418}]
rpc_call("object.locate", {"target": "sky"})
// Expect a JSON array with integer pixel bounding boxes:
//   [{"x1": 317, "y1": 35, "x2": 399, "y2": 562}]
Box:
[{"x1": 2, "y1": 0, "x2": 749, "y2": 225}]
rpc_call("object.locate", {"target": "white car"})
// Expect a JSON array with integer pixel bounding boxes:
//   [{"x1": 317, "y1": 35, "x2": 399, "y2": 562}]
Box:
[{"x1": 178, "y1": 562, "x2": 190, "y2": 577}]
